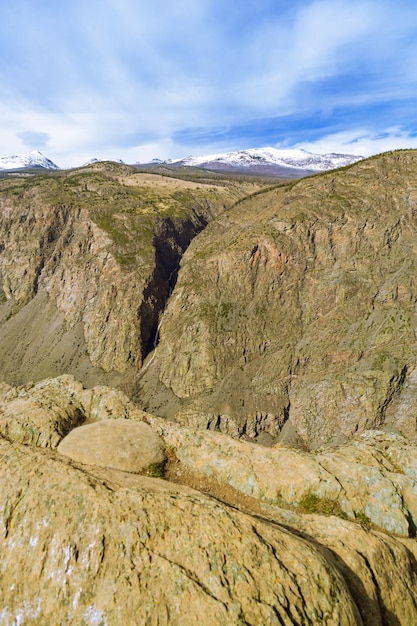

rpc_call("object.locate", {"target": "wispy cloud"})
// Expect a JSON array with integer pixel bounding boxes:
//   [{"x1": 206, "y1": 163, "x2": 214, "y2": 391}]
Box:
[
  {"x1": 0, "y1": 0, "x2": 416, "y2": 166},
  {"x1": 294, "y1": 127, "x2": 417, "y2": 157}
]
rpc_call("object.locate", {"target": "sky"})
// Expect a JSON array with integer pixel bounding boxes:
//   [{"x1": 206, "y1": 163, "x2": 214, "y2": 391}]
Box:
[{"x1": 1, "y1": 0, "x2": 417, "y2": 168}]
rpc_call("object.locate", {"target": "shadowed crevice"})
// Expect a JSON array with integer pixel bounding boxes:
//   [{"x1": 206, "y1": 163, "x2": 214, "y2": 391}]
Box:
[{"x1": 139, "y1": 213, "x2": 208, "y2": 361}]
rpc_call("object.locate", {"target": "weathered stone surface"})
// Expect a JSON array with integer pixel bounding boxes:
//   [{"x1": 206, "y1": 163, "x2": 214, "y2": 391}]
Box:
[
  {"x1": 315, "y1": 440, "x2": 414, "y2": 536},
  {"x1": 2, "y1": 377, "x2": 417, "y2": 537},
  {"x1": 1, "y1": 379, "x2": 417, "y2": 622},
  {"x1": 57, "y1": 419, "x2": 166, "y2": 473},
  {"x1": 137, "y1": 150, "x2": 417, "y2": 448},
  {"x1": 0, "y1": 438, "x2": 363, "y2": 626},
  {"x1": 294, "y1": 514, "x2": 417, "y2": 626},
  {"x1": 0, "y1": 375, "x2": 84, "y2": 448},
  {"x1": 147, "y1": 412, "x2": 417, "y2": 536},
  {"x1": 0, "y1": 375, "x2": 151, "y2": 450},
  {"x1": 80, "y1": 384, "x2": 147, "y2": 421},
  {"x1": 0, "y1": 165, "x2": 253, "y2": 386}
]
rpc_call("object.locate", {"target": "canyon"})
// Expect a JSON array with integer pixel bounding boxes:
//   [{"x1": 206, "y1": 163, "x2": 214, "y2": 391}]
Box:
[{"x1": 1, "y1": 151, "x2": 417, "y2": 624}]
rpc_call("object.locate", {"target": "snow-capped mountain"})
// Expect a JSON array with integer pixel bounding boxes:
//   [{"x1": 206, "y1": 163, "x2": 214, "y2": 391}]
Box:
[
  {"x1": 0, "y1": 150, "x2": 60, "y2": 171},
  {"x1": 83, "y1": 158, "x2": 100, "y2": 166},
  {"x1": 166, "y1": 147, "x2": 363, "y2": 174},
  {"x1": 83, "y1": 157, "x2": 125, "y2": 166}
]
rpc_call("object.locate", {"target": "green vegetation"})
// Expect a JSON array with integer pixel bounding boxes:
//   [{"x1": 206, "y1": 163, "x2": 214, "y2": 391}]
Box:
[
  {"x1": 146, "y1": 462, "x2": 166, "y2": 479},
  {"x1": 299, "y1": 493, "x2": 347, "y2": 517},
  {"x1": 298, "y1": 496, "x2": 374, "y2": 529},
  {"x1": 355, "y1": 510, "x2": 372, "y2": 531}
]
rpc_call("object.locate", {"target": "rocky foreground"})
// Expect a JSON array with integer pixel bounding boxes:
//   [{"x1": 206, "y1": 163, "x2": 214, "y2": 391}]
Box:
[{"x1": 1, "y1": 376, "x2": 417, "y2": 624}]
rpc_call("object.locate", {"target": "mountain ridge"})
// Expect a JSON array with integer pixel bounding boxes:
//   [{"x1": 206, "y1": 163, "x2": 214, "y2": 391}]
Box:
[
  {"x1": 161, "y1": 146, "x2": 363, "y2": 174},
  {"x1": 0, "y1": 149, "x2": 60, "y2": 170},
  {"x1": 136, "y1": 149, "x2": 417, "y2": 448},
  {"x1": 0, "y1": 146, "x2": 362, "y2": 175}
]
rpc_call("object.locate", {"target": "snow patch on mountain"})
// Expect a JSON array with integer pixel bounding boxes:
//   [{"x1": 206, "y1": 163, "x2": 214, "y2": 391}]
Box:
[
  {"x1": 0, "y1": 150, "x2": 60, "y2": 170},
  {"x1": 168, "y1": 147, "x2": 363, "y2": 172},
  {"x1": 83, "y1": 157, "x2": 125, "y2": 166}
]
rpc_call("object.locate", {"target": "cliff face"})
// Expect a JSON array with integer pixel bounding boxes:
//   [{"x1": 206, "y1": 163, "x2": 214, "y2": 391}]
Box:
[
  {"x1": 0, "y1": 165, "x2": 256, "y2": 386},
  {"x1": 3, "y1": 154, "x2": 417, "y2": 447},
  {"x1": 138, "y1": 151, "x2": 417, "y2": 447}
]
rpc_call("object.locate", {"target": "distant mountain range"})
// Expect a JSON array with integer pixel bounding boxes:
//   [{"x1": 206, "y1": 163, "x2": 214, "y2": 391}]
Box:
[
  {"x1": 144, "y1": 148, "x2": 364, "y2": 177},
  {"x1": 0, "y1": 150, "x2": 60, "y2": 171},
  {"x1": 0, "y1": 147, "x2": 363, "y2": 176},
  {"x1": 145, "y1": 147, "x2": 363, "y2": 177}
]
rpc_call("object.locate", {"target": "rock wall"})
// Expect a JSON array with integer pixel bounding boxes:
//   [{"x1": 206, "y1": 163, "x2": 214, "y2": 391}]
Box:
[
  {"x1": 0, "y1": 166, "x2": 244, "y2": 385},
  {"x1": 137, "y1": 151, "x2": 417, "y2": 447}
]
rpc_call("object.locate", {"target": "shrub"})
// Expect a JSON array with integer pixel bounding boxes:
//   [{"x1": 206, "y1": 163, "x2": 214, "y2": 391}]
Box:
[
  {"x1": 355, "y1": 510, "x2": 372, "y2": 531},
  {"x1": 146, "y1": 462, "x2": 165, "y2": 479},
  {"x1": 299, "y1": 493, "x2": 346, "y2": 517}
]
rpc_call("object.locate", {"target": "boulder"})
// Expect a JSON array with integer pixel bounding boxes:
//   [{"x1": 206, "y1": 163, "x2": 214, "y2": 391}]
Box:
[
  {"x1": 57, "y1": 418, "x2": 165, "y2": 473},
  {"x1": 0, "y1": 375, "x2": 84, "y2": 448}
]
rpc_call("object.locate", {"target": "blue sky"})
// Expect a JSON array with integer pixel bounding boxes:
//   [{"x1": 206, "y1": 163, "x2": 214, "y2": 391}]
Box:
[{"x1": 1, "y1": 0, "x2": 417, "y2": 167}]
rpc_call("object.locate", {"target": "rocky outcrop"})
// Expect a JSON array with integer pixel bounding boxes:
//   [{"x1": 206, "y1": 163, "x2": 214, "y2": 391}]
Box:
[
  {"x1": 0, "y1": 376, "x2": 148, "y2": 449},
  {"x1": 292, "y1": 514, "x2": 417, "y2": 626},
  {"x1": 3, "y1": 376, "x2": 417, "y2": 537},
  {"x1": 137, "y1": 150, "x2": 417, "y2": 447},
  {"x1": 1, "y1": 376, "x2": 417, "y2": 623},
  {"x1": 0, "y1": 439, "x2": 364, "y2": 626},
  {"x1": 0, "y1": 165, "x2": 254, "y2": 386},
  {"x1": 147, "y1": 416, "x2": 417, "y2": 537},
  {"x1": 0, "y1": 376, "x2": 84, "y2": 448}
]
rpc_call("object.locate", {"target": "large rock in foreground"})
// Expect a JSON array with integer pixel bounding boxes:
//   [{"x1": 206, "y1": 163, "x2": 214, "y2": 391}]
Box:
[
  {"x1": 57, "y1": 418, "x2": 165, "y2": 473},
  {"x1": 2, "y1": 376, "x2": 417, "y2": 537},
  {"x1": 2, "y1": 378, "x2": 417, "y2": 623},
  {"x1": 0, "y1": 439, "x2": 362, "y2": 626}
]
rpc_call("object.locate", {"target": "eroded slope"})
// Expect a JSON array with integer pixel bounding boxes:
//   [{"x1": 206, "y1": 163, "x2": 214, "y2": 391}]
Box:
[
  {"x1": 137, "y1": 150, "x2": 417, "y2": 447},
  {"x1": 0, "y1": 164, "x2": 260, "y2": 387}
]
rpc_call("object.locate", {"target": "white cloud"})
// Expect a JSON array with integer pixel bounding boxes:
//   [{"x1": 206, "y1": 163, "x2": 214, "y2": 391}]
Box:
[
  {"x1": 292, "y1": 128, "x2": 417, "y2": 157},
  {"x1": 237, "y1": 0, "x2": 377, "y2": 112},
  {"x1": 0, "y1": 0, "x2": 416, "y2": 165}
]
